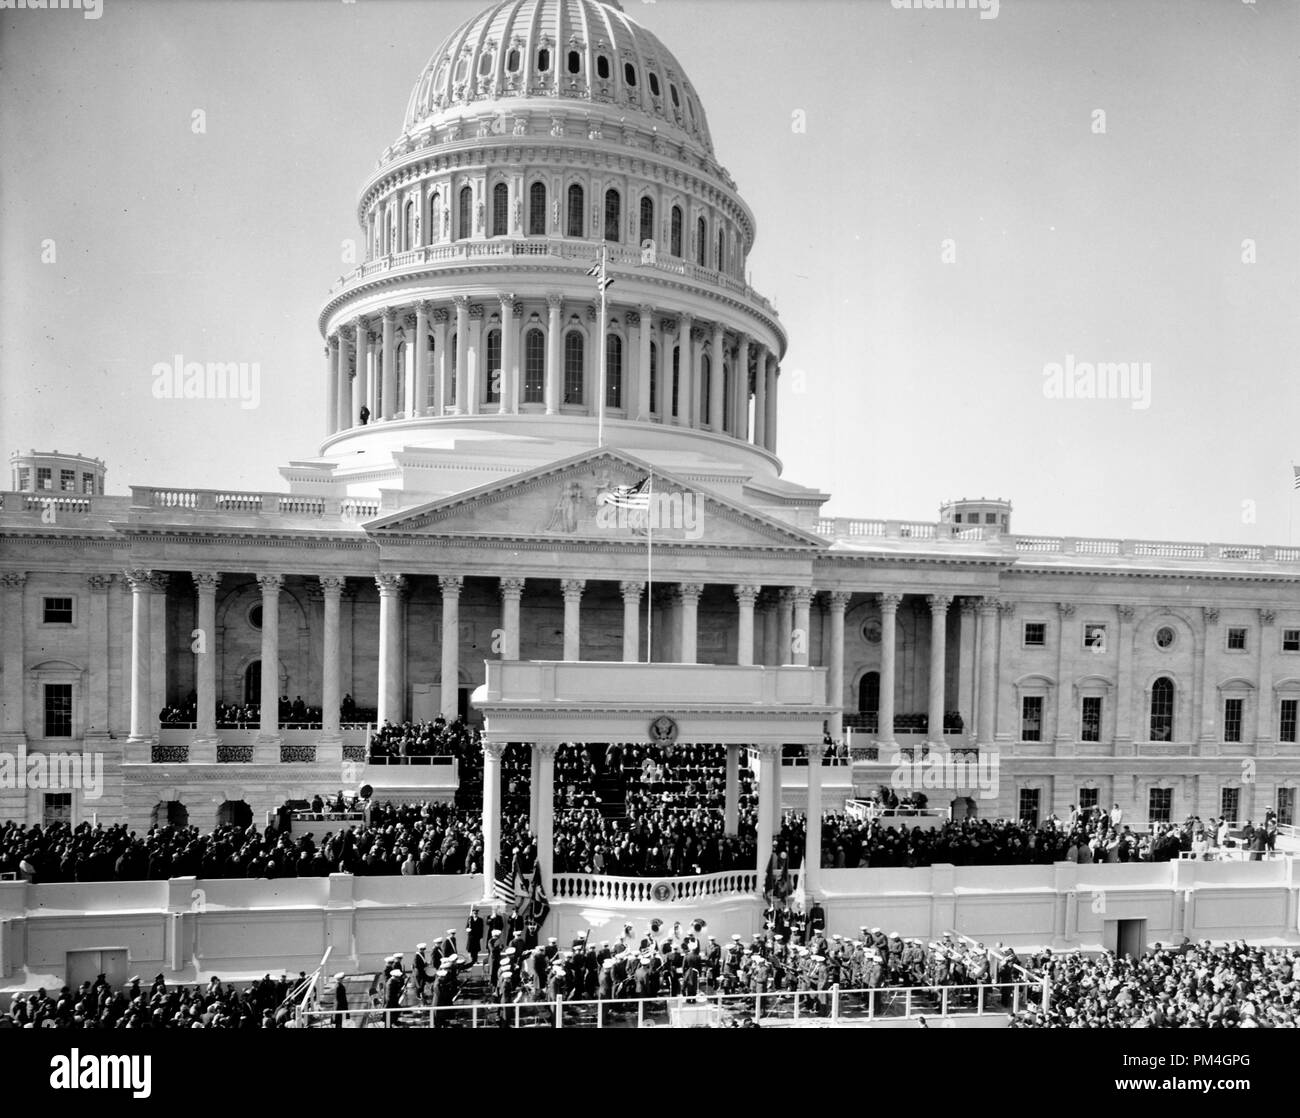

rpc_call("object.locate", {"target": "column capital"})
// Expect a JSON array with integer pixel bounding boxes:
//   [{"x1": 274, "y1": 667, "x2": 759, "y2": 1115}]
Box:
[
  {"x1": 417, "y1": 298, "x2": 435, "y2": 315},
  {"x1": 375, "y1": 573, "x2": 407, "y2": 595},
  {"x1": 256, "y1": 573, "x2": 283, "y2": 594},
  {"x1": 497, "y1": 292, "x2": 516, "y2": 313},
  {"x1": 381, "y1": 306, "x2": 398, "y2": 324},
  {"x1": 753, "y1": 742, "x2": 781, "y2": 761},
  {"x1": 350, "y1": 315, "x2": 368, "y2": 331},
  {"x1": 1056, "y1": 601, "x2": 1076, "y2": 617},
  {"x1": 1116, "y1": 604, "x2": 1136, "y2": 621},
  {"x1": 878, "y1": 592, "x2": 904, "y2": 612},
  {"x1": 483, "y1": 740, "x2": 508, "y2": 761},
  {"x1": 790, "y1": 587, "x2": 814, "y2": 608},
  {"x1": 453, "y1": 294, "x2": 471, "y2": 312},
  {"x1": 806, "y1": 740, "x2": 827, "y2": 762},
  {"x1": 777, "y1": 587, "x2": 794, "y2": 605},
  {"x1": 1258, "y1": 608, "x2": 1277, "y2": 626},
  {"x1": 926, "y1": 593, "x2": 952, "y2": 614},
  {"x1": 536, "y1": 741, "x2": 559, "y2": 760},
  {"x1": 327, "y1": 335, "x2": 340, "y2": 351},
  {"x1": 499, "y1": 576, "x2": 526, "y2": 600},
  {"x1": 438, "y1": 574, "x2": 464, "y2": 597},
  {"x1": 86, "y1": 573, "x2": 115, "y2": 593},
  {"x1": 959, "y1": 597, "x2": 979, "y2": 616},
  {"x1": 546, "y1": 292, "x2": 564, "y2": 311},
  {"x1": 827, "y1": 590, "x2": 852, "y2": 611},
  {"x1": 620, "y1": 580, "x2": 645, "y2": 602},
  {"x1": 678, "y1": 582, "x2": 704, "y2": 602},
  {"x1": 191, "y1": 572, "x2": 221, "y2": 593},
  {"x1": 977, "y1": 596, "x2": 1000, "y2": 616},
  {"x1": 1202, "y1": 606, "x2": 1220, "y2": 625},
  {"x1": 123, "y1": 568, "x2": 151, "y2": 591},
  {"x1": 318, "y1": 575, "x2": 346, "y2": 596},
  {"x1": 561, "y1": 578, "x2": 586, "y2": 601},
  {"x1": 637, "y1": 302, "x2": 654, "y2": 316},
  {"x1": 734, "y1": 584, "x2": 760, "y2": 606}
]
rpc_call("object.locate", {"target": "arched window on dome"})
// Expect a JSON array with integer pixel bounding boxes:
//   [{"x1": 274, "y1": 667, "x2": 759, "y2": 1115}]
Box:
[
  {"x1": 716, "y1": 228, "x2": 725, "y2": 272},
  {"x1": 605, "y1": 334, "x2": 623, "y2": 410},
  {"x1": 639, "y1": 197, "x2": 654, "y2": 247},
  {"x1": 404, "y1": 199, "x2": 417, "y2": 250},
  {"x1": 670, "y1": 206, "x2": 683, "y2": 257},
  {"x1": 479, "y1": 50, "x2": 495, "y2": 78},
  {"x1": 433, "y1": 60, "x2": 448, "y2": 90},
  {"x1": 567, "y1": 184, "x2": 584, "y2": 238},
  {"x1": 596, "y1": 55, "x2": 610, "y2": 80},
  {"x1": 429, "y1": 191, "x2": 440, "y2": 243},
  {"x1": 670, "y1": 84, "x2": 680, "y2": 109},
  {"x1": 457, "y1": 185, "x2": 472, "y2": 241},
  {"x1": 624, "y1": 62, "x2": 638, "y2": 87},
  {"x1": 563, "y1": 331, "x2": 584, "y2": 406},
  {"x1": 529, "y1": 181, "x2": 547, "y2": 236},
  {"x1": 537, "y1": 48, "x2": 551, "y2": 73},
  {"x1": 523, "y1": 328, "x2": 545, "y2": 404},
  {"x1": 648, "y1": 71, "x2": 661, "y2": 98},
  {"x1": 507, "y1": 48, "x2": 521, "y2": 73},
  {"x1": 567, "y1": 50, "x2": 581, "y2": 75},
  {"x1": 485, "y1": 329, "x2": 502, "y2": 405},
  {"x1": 649, "y1": 342, "x2": 658, "y2": 414},
  {"x1": 492, "y1": 182, "x2": 509, "y2": 237},
  {"x1": 696, "y1": 216, "x2": 706, "y2": 267},
  {"x1": 604, "y1": 189, "x2": 621, "y2": 242},
  {"x1": 1150, "y1": 677, "x2": 1175, "y2": 742},
  {"x1": 454, "y1": 55, "x2": 469, "y2": 84},
  {"x1": 700, "y1": 354, "x2": 711, "y2": 419}
]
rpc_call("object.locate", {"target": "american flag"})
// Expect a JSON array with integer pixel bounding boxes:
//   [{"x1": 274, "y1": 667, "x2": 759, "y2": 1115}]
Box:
[
  {"x1": 605, "y1": 475, "x2": 650, "y2": 510},
  {"x1": 492, "y1": 866, "x2": 521, "y2": 907},
  {"x1": 1293, "y1": 465, "x2": 1300, "y2": 490},
  {"x1": 586, "y1": 260, "x2": 614, "y2": 291}
]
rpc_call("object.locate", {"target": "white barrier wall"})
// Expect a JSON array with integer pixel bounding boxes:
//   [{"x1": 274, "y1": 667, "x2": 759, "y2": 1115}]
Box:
[{"x1": 0, "y1": 860, "x2": 1296, "y2": 989}]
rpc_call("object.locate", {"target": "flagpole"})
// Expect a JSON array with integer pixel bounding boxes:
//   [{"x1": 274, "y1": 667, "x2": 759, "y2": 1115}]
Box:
[
  {"x1": 645, "y1": 469, "x2": 653, "y2": 663},
  {"x1": 595, "y1": 241, "x2": 605, "y2": 447}
]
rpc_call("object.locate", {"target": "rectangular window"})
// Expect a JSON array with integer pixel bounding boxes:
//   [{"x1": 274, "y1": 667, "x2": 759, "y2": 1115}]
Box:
[
  {"x1": 1078, "y1": 787, "x2": 1099, "y2": 811},
  {"x1": 984, "y1": 512, "x2": 997, "y2": 524},
  {"x1": 43, "y1": 597, "x2": 73, "y2": 624},
  {"x1": 17, "y1": 467, "x2": 30, "y2": 489},
  {"x1": 1227, "y1": 626, "x2": 1247, "y2": 651},
  {"x1": 1020, "y1": 696, "x2": 1043, "y2": 742},
  {"x1": 1282, "y1": 629, "x2": 1300, "y2": 653},
  {"x1": 1023, "y1": 622, "x2": 1046, "y2": 647},
  {"x1": 523, "y1": 330, "x2": 545, "y2": 403},
  {"x1": 1220, "y1": 787, "x2": 1240, "y2": 824},
  {"x1": 1083, "y1": 624, "x2": 1107, "y2": 651},
  {"x1": 1081, "y1": 696, "x2": 1102, "y2": 742},
  {"x1": 1148, "y1": 787, "x2": 1172, "y2": 825},
  {"x1": 60, "y1": 469, "x2": 76, "y2": 491},
  {"x1": 1280, "y1": 698, "x2": 1297, "y2": 744},
  {"x1": 1278, "y1": 787, "x2": 1295, "y2": 827},
  {"x1": 484, "y1": 331, "x2": 502, "y2": 404},
  {"x1": 44, "y1": 684, "x2": 72, "y2": 738},
  {"x1": 82, "y1": 473, "x2": 95, "y2": 495},
  {"x1": 43, "y1": 793, "x2": 72, "y2": 827},
  {"x1": 953, "y1": 513, "x2": 962, "y2": 523},
  {"x1": 1018, "y1": 788, "x2": 1040, "y2": 827},
  {"x1": 37, "y1": 467, "x2": 51, "y2": 490},
  {"x1": 1223, "y1": 697, "x2": 1243, "y2": 743}
]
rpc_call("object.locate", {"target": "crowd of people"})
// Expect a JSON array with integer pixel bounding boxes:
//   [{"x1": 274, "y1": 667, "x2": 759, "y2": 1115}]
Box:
[
  {"x1": 1012, "y1": 940, "x2": 1299, "y2": 1028},
  {"x1": 158, "y1": 694, "x2": 374, "y2": 728},
  {"x1": 368, "y1": 717, "x2": 480, "y2": 762}
]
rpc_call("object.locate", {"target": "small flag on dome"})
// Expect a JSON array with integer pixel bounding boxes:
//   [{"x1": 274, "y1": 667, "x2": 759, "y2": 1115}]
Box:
[{"x1": 586, "y1": 260, "x2": 614, "y2": 291}]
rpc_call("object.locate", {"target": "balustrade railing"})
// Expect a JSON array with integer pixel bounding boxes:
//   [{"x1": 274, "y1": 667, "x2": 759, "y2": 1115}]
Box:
[{"x1": 549, "y1": 869, "x2": 759, "y2": 904}]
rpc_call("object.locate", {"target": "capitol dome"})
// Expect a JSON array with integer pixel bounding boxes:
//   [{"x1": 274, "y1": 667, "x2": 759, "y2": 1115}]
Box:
[{"x1": 401, "y1": 0, "x2": 715, "y2": 157}]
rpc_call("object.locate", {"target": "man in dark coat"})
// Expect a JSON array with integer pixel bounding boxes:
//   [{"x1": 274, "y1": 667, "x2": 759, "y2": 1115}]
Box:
[
  {"x1": 384, "y1": 966, "x2": 406, "y2": 1028},
  {"x1": 333, "y1": 972, "x2": 348, "y2": 1028},
  {"x1": 465, "y1": 907, "x2": 485, "y2": 964}
]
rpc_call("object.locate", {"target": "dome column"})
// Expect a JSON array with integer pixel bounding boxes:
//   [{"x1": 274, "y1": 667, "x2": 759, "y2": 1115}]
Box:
[
  {"x1": 336, "y1": 331, "x2": 353, "y2": 431},
  {"x1": 453, "y1": 296, "x2": 469, "y2": 415},
  {"x1": 545, "y1": 294, "x2": 562, "y2": 415},
  {"x1": 439, "y1": 575, "x2": 463, "y2": 720},
  {"x1": 734, "y1": 333, "x2": 751, "y2": 441},
  {"x1": 498, "y1": 296, "x2": 516, "y2": 415},
  {"x1": 620, "y1": 580, "x2": 644, "y2": 662},
  {"x1": 380, "y1": 307, "x2": 397, "y2": 421},
  {"x1": 256, "y1": 574, "x2": 283, "y2": 745},
  {"x1": 433, "y1": 308, "x2": 450, "y2": 415},
  {"x1": 351, "y1": 318, "x2": 367, "y2": 427},
  {"x1": 753, "y1": 342, "x2": 768, "y2": 449},
  {"x1": 635, "y1": 305, "x2": 653, "y2": 422},
  {"x1": 414, "y1": 301, "x2": 431, "y2": 416},
  {"x1": 764, "y1": 355, "x2": 778, "y2": 453},
  {"x1": 709, "y1": 322, "x2": 725, "y2": 432},
  {"x1": 678, "y1": 314, "x2": 695, "y2": 427},
  {"x1": 467, "y1": 303, "x2": 484, "y2": 416},
  {"x1": 325, "y1": 339, "x2": 339, "y2": 435},
  {"x1": 734, "y1": 584, "x2": 759, "y2": 667}
]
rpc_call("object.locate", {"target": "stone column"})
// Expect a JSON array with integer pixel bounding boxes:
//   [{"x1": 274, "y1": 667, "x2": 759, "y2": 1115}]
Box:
[
  {"x1": 439, "y1": 575, "x2": 463, "y2": 720},
  {"x1": 453, "y1": 296, "x2": 469, "y2": 415},
  {"x1": 380, "y1": 307, "x2": 397, "y2": 421},
  {"x1": 257, "y1": 574, "x2": 283, "y2": 742},
  {"x1": 499, "y1": 578, "x2": 524, "y2": 660},
  {"x1": 1115, "y1": 604, "x2": 1136, "y2": 747},
  {"x1": 927, "y1": 594, "x2": 951, "y2": 745},
  {"x1": 724, "y1": 744, "x2": 740, "y2": 833},
  {"x1": 977, "y1": 597, "x2": 999, "y2": 746},
  {"x1": 498, "y1": 295, "x2": 516, "y2": 415},
  {"x1": 734, "y1": 584, "x2": 759, "y2": 666},
  {"x1": 366, "y1": 328, "x2": 379, "y2": 418},
  {"x1": 414, "y1": 301, "x2": 431, "y2": 416},
  {"x1": 545, "y1": 294, "x2": 562, "y2": 415},
  {"x1": 777, "y1": 589, "x2": 794, "y2": 665},
  {"x1": 1054, "y1": 603, "x2": 1075, "y2": 745},
  {"x1": 124, "y1": 570, "x2": 151, "y2": 742},
  {"x1": 755, "y1": 742, "x2": 780, "y2": 879},
  {"x1": 734, "y1": 333, "x2": 751, "y2": 440},
  {"x1": 375, "y1": 574, "x2": 406, "y2": 726},
  {"x1": 466, "y1": 303, "x2": 483, "y2": 416},
  {"x1": 654, "y1": 318, "x2": 670, "y2": 421},
  {"x1": 481, "y1": 740, "x2": 505, "y2": 902},
  {"x1": 1256, "y1": 609, "x2": 1277, "y2": 746},
  {"x1": 879, "y1": 593, "x2": 903, "y2": 746},
  {"x1": 792, "y1": 587, "x2": 813, "y2": 667},
  {"x1": 326, "y1": 337, "x2": 339, "y2": 435},
  {"x1": 753, "y1": 342, "x2": 768, "y2": 449},
  {"x1": 434, "y1": 308, "x2": 450, "y2": 415},
  {"x1": 0, "y1": 573, "x2": 27, "y2": 747},
  {"x1": 634, "y1": 307, "x2": 652, "y2": 421},
  {"x1": 561, "y1": 579, "x2": 585, "y2": 661},
  {"x1": 678, "y1": 314, "x2": 695, "y2": 426},
  {"x1": 191, "y1": 572, "x2": 220, "y2": 751},
  {"x1": 528, "y1": 746, "x2": 542, "y2": 833},
  {"x1": 148, "y1": 573, "x2": 168, "y2": 738},
  {"x1": 84, "y1": 574, "x2": 113, "y2": 741},
  {"x1": 319, "y1": 577, "x2": 344, "y2": 741},
  {"x1": 804, "y1": 740, "x2": 825, "y2": 898},
  {"x1": 351, "y1": 318, "x2": 367, "y2": 426},
  {"x1": 958, "y1": 599, "x2": 978, "y2": 737},
  {"x1": 678, "y1": 582, "x2": 703, "y2": 664},
  {"x1": 709, "y1": 322, "x2": 726, "y2": 432},
  {"x1": 536, "y1": 742, "x2": 557, "y2": 890},
  {"x1": 766, "y1": 359, "x2": 779, "y2": 454},
  {"x1": 827, "y1": 591, "x2": 850, "y2": 739},
  {"x1": 761, "y1": 592, "x2": 779, "y2": 666},
  {"x1": 337, "y1": 331, "x2": 353, "y2": 431},
  {"x1": 620, "y1": 580, "x2": 643, "y2": 662}
]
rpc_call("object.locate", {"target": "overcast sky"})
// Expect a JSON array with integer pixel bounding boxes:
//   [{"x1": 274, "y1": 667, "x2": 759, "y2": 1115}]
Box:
[{"x1": 2, "y1": 0, "x2": 1296, "y2": 544}]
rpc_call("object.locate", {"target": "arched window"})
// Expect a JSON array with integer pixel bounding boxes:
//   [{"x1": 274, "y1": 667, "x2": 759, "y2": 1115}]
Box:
[
  {"x1": 485, "y1": 329, "x2": 502, "y2": 404},
  {"x1": 648, "y1": 71, "x2": 661, "y2": 97},
  {"x1": 722, "y1": 361, "x2": 731, "y2": 432},
  {"x1": 567, "y1": 183, "x2": 584, "y2": 237},
  {"x1": 429, "y1": 191, "x2": 440, "y2": 242},
  {"x1": 537, "y1": 48, "x2": 551, "y2": 73},
  {"x1": 457, "y1": 185, "x2": 472, "y2": 241},
  {"x1": 448, "y1": 333, "x2": 458, "y2": 406},
  {"x1": 670, "y1": 205, "x2": 683, "y2": 257},
  {"x1": 671, "y1": 346, "x2": 680, "y2": 417},
  {"x1": 604, "y1": 188, "x2": 621, "y2": 242},
  {"x1": 529, "y1": 181, "x2": 546, "y2": 236},
  {"x1": 624, "y1": 62, "x2": 638, "y2": 87},
  {"x1": 649, "y1": 342, "x2": 658, "y2": 414},
  {"x1": 492, "y1": 182, "x2": 508, "y2": 237},
  {"x1": 218, "y1": 800, "x2": 253, "y2": 829},
  {"x1": 478, "y1": 51, "x2": 494, "y2": 77},
  {"x1": 858, "y1": 672, "x2": 881, "y2": 718},
  {"x1": 596, "y1": 55, "x2": 610, "y2": 80},
  {"x1": 404, "y1": 199, "x2": 416, "y2": 249},
  {"x1": 507, "y1": 48, "x2": 520, "y2": 72},
  {"x1": 454, "y1": 55, "x2": 469, "y2": 83},
  {"x1": 700, "y1": 354, "x2": 710, "y2": 418},
  {"x1": 523, "y1": 328, "x2": 545, "y2": 403},
  {"x1": 696, "y1": 216, "x2": 706, "y2": 266},
  {"x1": 244, "y1": 661, "x2": 261, "y2": 705},
  {"x1": 639, "y1": 196, "x2": 654, "y2": 246},
  {"x1": 567, "y1": 50, "x2": 581, "y2": 75},
  {"x1": 1150, "y1": 677, "x2": 1174, "y2": 742},
  {"x1": 563, "y1": 332, "x2": 584, "y2": 405},
  {"x1": 606, "y1": 334, "x2": 623, "y2": 409},
  {"x1": 716, "y1": 228, "x2": 725, "y2": 271}
]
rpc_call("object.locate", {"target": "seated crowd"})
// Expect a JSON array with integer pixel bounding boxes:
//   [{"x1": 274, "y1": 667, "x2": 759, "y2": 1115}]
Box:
[
  {"x1": 368, "y1": 717, "x2": 480, "y2": 762},
  {"x1": 1012, "y1": 940, "x2": 1299, "y2": 1028},
  {"x1": 159, "y1": 692, "x2": 374, "y2": 728}
]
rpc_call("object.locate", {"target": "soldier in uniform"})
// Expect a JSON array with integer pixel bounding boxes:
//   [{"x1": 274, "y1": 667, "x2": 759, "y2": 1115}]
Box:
[
  {"x1": 413, "y1": 944, "x2": 429, "y2": 1004},
  {"x1": 703, "y1": 935, "x2": 722, "y2": 992}
]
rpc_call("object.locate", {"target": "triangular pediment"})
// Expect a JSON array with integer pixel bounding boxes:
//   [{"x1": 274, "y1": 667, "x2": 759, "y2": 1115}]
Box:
[{"x1": 366, "y1": 449, "x2": 827, "y2": 550}]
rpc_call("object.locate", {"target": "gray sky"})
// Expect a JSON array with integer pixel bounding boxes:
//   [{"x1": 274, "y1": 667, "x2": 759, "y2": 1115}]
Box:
[{"x1": 2, "y1": 0, "x2": 1297, "y2": 544}]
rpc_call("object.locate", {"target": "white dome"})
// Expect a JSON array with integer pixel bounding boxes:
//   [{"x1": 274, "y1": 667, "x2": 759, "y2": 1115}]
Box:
[{"x1": 402, "y1": 0, "x2": 714, "y2": 156}]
